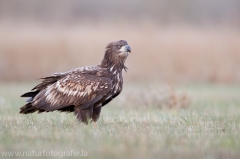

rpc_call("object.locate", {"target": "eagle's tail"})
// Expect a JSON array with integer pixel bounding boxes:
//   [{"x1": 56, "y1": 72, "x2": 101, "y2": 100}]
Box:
[
  {"x1": 20, "y1": 91, "x2": 41, "y2": 114},
  {"x1": 20, "y1": 103, "x2": 38, "y2": 114},
  {"x1": 20, "y1": 75, "x2": 63, "y2": 114},
  {"x1": 21, "y1": 90, "x2": 39, "y2": 98}
]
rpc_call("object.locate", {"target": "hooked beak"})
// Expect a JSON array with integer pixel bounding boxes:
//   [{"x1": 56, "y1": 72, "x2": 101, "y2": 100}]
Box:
[
  {"x1": 120, "y1": 45, "x2": 131, "y2": 53},
  {"x1": 125, "y1": 45, "x2": 131, "y2": 53}
]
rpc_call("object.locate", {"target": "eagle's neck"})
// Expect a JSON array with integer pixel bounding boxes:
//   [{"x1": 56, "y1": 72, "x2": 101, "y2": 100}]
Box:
[
  {"x1": 100, "y1": 50, "x2": 126, "y2": 71},
  {"x1": 100, "y1": 50, "x2": 125, "y2": 95}
]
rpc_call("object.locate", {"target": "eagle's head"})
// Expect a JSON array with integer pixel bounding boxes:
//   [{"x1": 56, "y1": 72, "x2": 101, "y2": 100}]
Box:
[
  {"x1": 101, "y1": 40, "x2": 131, "y2": 69},
  {"x1": 106, "y1": 40, "x2": 131, "y2": 58}
]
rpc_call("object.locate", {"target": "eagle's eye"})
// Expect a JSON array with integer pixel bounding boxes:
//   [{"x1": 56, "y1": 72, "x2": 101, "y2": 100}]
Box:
[{"x1": 117, "y1": 45, "x2": 121, "y2": 49}]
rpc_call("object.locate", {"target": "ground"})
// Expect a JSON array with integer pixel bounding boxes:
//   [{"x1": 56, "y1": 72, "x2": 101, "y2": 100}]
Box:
[{"x1": 0, "y1": 82, "x2": 240, "y2": 159}]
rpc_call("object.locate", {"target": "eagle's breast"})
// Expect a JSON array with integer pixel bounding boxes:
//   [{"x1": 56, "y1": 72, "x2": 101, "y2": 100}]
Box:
[{"x1": 109, "y1": 65, "x2": 123, "y2": 95}]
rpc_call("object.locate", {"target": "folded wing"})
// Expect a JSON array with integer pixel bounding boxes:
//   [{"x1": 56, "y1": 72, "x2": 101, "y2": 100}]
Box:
[{"x1": 31, "y1": 73, "x2": 112, "y2": 111}]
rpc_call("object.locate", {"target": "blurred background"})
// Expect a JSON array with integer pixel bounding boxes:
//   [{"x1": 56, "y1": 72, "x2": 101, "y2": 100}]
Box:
[{"x1": 0, "y1": 0, "x2": 240, "y2": 83}]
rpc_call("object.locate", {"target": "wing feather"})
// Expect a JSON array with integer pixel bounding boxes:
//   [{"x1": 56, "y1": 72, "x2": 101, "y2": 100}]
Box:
[{"x1": 32, "y1": 73, "x2": 112, "y2": 111}]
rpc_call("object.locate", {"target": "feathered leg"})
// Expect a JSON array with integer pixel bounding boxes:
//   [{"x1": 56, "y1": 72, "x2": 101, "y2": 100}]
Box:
[
  {"x1": 92, "y1": 105, "x2": 102, "y2": 122},
  {"x1": 74, "y1": 106, "x2": 93, "y2": 125}
]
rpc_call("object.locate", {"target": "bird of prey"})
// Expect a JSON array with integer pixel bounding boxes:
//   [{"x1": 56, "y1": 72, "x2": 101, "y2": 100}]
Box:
[{"x1": 20, "y1": 40, "x2": 131, "y2": 124}]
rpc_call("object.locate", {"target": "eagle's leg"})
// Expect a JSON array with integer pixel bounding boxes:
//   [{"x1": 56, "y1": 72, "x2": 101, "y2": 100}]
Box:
[
  {"x1": 92, "y1": 104, "x2": 102, "y2": 121},
  {"x1": 91, "y1": 103, "x2": 102, "y2": 128}
]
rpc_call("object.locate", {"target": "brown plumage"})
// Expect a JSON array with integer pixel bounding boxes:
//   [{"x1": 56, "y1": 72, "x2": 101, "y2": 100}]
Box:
[{"x1": 20, "y1": 40, "x2": 131, "y2": 124}]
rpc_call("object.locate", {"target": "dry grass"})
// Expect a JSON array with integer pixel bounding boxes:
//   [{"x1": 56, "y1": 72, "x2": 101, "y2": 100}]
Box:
[
  {"x1": 117, "y1": 85, "x2": 191, "y2": 110},
  {"x1": 0, "y1": 82, "x2": 240, "y2": 159},
  {"x1": 0, "y1": 22, "x2": 240, "y2": 83}
]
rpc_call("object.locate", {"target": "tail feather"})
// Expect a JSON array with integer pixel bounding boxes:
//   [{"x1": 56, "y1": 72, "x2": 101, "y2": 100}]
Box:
[
  {"x1": 20, "y1": 75, "x2": 63, "y2": 115},
  {"x1": 21, "y1": 90, "x2": 39, "y2": 97},
  {"x1": 20, "y1": 103, "x2": 38, "y2": 114}
]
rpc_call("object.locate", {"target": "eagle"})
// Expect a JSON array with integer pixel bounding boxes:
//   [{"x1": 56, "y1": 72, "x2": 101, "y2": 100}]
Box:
[{"x1": 20, "y1": 40, "x2": 131, "y2": 124}]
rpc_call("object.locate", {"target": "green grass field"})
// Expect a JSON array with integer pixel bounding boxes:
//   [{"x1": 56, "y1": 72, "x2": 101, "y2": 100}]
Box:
[{"x1": 0, "y1": 82, "x2": 240, "y2": 159}]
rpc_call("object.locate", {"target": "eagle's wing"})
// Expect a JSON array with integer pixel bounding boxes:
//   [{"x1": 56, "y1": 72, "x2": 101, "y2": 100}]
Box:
[{"x1": 31, "y1": 72, "x2": 112, "y2": 111}]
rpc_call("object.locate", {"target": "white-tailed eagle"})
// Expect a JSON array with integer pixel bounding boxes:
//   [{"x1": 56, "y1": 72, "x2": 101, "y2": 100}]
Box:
[{"x1": 20, "y1": 40, "x2": 131, "y2": 124}]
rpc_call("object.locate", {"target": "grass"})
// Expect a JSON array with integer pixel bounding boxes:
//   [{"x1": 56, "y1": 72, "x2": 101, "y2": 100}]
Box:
[{"x1": 0, "y1": 82, "x2": 240, "y2": 159}]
